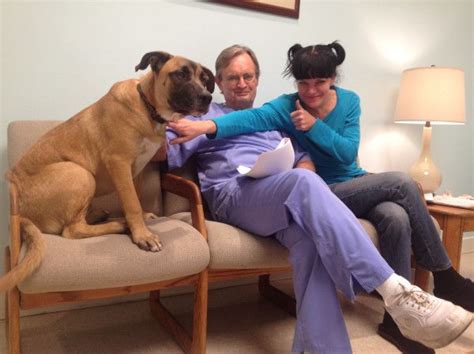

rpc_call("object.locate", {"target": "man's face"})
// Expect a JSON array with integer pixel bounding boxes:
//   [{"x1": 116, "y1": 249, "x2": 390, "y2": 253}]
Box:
[{"x1": 216, "y1": 53, "x2": 258, "y2": 110}]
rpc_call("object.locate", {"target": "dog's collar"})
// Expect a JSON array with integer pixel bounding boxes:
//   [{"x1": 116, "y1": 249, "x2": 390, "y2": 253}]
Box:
[{"x1": 137, "y1": 84, "x2": 168, "y2": 125}]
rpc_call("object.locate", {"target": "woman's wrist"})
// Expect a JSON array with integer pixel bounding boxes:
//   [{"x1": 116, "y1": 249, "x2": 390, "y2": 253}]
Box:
[{"x1": 205, "y1": 120, "x2": 217, "y2": 134}]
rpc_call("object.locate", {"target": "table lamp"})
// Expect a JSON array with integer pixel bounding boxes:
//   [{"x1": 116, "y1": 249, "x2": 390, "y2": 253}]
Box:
[{"x1": 394, "y1": 66, "x2": 465, "y2": 193}]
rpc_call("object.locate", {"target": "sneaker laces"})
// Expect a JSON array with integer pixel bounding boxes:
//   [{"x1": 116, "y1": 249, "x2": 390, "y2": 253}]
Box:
[{"x1": 397, "y1": 283, "x2": 435, "y2": 312}]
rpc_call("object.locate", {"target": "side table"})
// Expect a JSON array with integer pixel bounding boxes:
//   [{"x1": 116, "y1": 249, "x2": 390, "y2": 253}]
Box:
[{"x1": 427, "y1": 204, "x2": 474, "y2": 271}]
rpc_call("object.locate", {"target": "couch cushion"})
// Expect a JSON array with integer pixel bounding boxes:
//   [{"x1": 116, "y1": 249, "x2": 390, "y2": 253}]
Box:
[
  {"x1": 170, "y1": 212, "x2": 380, "y2": 270},
  {"x1": 7, "y1": 120, "x2": 61, "y2": 168},
  {"x1": 162, "y1": 164, "x2": 199, "y2": 217},
  {"x1": 359, "y1": 218, "x2": 379, "y2": 250},
  {"x1": 170, "y1": 212, "x2": 289, "y2": 269},
  {"x1": 18, "y1": 218, "x2": 209, "y2": 293}
]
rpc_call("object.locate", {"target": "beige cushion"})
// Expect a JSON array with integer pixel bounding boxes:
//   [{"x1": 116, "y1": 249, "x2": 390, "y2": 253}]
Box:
[
  {"x1": 8, "y1": 120, "x2": 62, "y2": 168},
  {"x1": 359, "y1": 218, "x2": 379, "y2": 250},
  {"x1": 170, "y1": 212, "x2": 378, "y2": 270},
  {"x1": 162, "y1": 164, "x2": 199, "y2": 216},
  {"x1": 18, "y1": 218, "x2": 210, "y2": 293}
]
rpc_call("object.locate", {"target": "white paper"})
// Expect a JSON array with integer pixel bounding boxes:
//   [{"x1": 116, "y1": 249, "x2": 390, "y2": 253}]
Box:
[{"x1": 237, "y1": 138, "x2": 295, "y2": 178}]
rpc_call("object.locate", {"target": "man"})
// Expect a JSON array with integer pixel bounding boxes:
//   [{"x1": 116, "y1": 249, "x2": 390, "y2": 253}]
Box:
[{"x1": 161, "y1": 45, "x2": 472, "y2": 353}]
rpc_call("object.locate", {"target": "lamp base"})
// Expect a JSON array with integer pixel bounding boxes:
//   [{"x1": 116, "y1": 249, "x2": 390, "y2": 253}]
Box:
[
  {"x1": 409, "y1": 124, "x2": 442, "y2": 193},
  {"x1": 409, "y1": 160, "x2": 442, "y2": 193}
]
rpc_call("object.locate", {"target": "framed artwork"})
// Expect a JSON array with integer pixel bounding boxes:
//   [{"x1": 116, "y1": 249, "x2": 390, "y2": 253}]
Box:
[{"x1": 212, "y1": 0, "x2": 300, "y2": 19}]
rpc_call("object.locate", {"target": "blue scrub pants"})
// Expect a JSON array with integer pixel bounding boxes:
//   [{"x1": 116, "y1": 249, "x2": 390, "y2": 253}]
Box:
[{"x1": 206, "y1": 168, "x2": 394, "y2": 353}]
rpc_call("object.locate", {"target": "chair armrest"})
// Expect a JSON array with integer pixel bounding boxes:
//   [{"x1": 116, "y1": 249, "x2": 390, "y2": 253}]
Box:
[
  {"x1": 8, "y1": 181, "x2": 22, "y2": 267},
  {"x1": 160, "y1": 173, "x2": 208, "y2": 240}
]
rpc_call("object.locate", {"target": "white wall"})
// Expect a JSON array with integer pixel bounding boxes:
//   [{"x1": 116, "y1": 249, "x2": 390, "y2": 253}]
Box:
[
  {"x1": 1, "y1": 0, "x2": 472, "y2": 311},
  {"x1": 472, "y1": 2, "x2": 474, "y2": 192}
]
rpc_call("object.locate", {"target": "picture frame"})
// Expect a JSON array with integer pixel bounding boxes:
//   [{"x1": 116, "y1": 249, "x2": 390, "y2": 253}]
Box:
[{"x1": 212, "y1": 0, "x2": 300, "y2": 19}]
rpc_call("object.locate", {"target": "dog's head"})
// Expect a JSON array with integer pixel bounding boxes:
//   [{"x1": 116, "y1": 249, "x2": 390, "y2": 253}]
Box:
[{"x1": 136, "y1": 51, "x2": 214, "y2": 118}]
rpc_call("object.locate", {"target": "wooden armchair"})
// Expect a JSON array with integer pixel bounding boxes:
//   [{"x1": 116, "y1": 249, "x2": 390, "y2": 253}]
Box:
[{"x1": 4, "y1": 120, "x2": 210, "y2": 354}]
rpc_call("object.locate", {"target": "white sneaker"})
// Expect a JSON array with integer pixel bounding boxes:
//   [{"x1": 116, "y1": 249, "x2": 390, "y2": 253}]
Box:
[{"x1": 385, "y1": 281, "x2": 473, "y2": 348}]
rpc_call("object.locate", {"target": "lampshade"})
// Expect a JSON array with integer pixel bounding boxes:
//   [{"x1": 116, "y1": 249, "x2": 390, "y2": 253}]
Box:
[
  {"x1": 393, "y1": 66, "x2": 466, "y2": 194},
  {"x1": 394, "y1": 66, "x2": 465, "y2": 125}
]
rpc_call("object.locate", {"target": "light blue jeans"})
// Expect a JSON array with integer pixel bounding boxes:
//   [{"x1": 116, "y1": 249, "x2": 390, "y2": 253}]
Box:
[
  {"x1": 206, "y1": 168, "x2": 394, "y2": 353},
  {"x1": 329, "y1": 171, "x2": 451, "y2": 281}
]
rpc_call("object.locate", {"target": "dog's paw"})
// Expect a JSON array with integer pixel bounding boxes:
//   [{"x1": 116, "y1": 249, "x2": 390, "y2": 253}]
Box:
[
  {"x1": 143, "y1": 212, "x2": 159, "y2": 221},
  {"x1": 134, "y1": 232, "x2": 163, "y2": 252}
]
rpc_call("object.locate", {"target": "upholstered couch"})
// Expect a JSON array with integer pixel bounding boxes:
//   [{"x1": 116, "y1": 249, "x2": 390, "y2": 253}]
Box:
[
  {"x1": 161, "y1": 152, "x2": 432, "y2": 317},
  {"x1": 5, "y1": 120, "x2": 432, "y2": 354}
]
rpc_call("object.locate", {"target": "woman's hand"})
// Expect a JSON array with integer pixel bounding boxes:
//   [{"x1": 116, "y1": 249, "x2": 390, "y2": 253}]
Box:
[
  {"x1": 168, "y1": 119, "x2": 217, "y2": 144},
  {"x1": 291, "y1": 100, "x2": 317, "y2": 131}
]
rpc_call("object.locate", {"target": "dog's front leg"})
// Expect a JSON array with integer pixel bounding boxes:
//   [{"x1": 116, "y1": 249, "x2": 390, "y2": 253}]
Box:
[{"x1": 106, "y1": 158, "x2": 162, "y2": 252}]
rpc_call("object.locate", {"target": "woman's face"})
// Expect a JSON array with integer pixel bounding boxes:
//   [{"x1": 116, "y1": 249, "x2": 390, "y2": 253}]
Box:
[{"x1": 296, "y1": 77, "x2": 335, "y2": 112}]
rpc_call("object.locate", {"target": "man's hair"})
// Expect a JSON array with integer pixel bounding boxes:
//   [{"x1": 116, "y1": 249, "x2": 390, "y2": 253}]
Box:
[{"x1": 215, "y1": 45, "x2": 260, "y2": 80}]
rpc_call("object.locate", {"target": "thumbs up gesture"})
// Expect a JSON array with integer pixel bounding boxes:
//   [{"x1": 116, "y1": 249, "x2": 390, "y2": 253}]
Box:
[{"x1": 291, "y1": 99, "x2": 317, "y2": 131}]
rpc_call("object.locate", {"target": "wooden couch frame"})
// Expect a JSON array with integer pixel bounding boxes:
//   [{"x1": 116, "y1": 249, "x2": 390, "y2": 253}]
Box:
[{"x1": 5, "y1": 168, "x2": 431, "y2": 354}]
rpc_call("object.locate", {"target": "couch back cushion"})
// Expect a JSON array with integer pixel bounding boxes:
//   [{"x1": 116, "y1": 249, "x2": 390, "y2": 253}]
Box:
[
  {"x1": 162, "y1": 159, "x2": 199, "y2": 216},
  {"x1": 7, "y1": 120, "x2": 162, "y2": 217}
]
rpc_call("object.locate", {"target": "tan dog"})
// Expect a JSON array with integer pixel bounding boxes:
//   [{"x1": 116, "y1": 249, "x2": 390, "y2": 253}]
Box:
[{"x1": 1, "y1": 51, "x2": 214, "y2": 291}]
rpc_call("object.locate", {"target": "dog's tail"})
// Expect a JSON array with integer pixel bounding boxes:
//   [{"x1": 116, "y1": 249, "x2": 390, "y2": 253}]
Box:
[{"x1": 0, "y1": 217, "x2": 45, "y2": 292}]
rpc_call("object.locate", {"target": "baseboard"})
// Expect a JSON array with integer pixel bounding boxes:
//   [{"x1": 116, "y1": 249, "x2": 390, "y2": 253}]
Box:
[{"x1": 462, "y1": 234, "x2": 474, "y2": 254}]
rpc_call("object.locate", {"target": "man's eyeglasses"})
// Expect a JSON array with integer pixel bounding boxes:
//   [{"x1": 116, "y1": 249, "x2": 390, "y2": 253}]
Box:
[{"x1": 223, "y1": 73, "x2": 256, "y2": 85}]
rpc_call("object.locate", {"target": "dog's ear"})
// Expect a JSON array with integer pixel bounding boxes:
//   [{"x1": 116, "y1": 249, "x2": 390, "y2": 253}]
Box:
[
  {"x1": 202, "y1": 66, "x2": 215, "y2": 94},
  {"x1": 135, "y1": 51, "x2": 173, "y2": 72}
]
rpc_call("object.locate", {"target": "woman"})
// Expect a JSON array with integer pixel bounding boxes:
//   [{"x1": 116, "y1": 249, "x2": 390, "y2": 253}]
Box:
[{"x1": 170, "y1": 42, "x2": 474, "y2": 352}]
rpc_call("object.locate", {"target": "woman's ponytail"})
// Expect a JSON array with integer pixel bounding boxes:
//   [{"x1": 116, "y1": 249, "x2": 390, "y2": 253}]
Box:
[
  {"x1": 284, "y1": 43, "x2": 303, "y2": 78},
  {"x1": 328, "y1": 41, "x2": 345, "y2": 66}
]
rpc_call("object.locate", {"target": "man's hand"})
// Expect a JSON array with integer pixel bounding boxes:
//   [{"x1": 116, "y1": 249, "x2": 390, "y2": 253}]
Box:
[
  {"x1": 168, "y1": 119, "x2": 217, "y2": 144},
  {"x1": 291, "y1": 100, "x2": 317, "y2": 131},
  {"x1": 295, "y1": 160, "x2": 316, "y2": 172}
]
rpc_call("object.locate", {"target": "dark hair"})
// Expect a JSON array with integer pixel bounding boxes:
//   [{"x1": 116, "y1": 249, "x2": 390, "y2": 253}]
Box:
[{"x1": 283, "y1": 41, "x2": 345, "y2": 80}]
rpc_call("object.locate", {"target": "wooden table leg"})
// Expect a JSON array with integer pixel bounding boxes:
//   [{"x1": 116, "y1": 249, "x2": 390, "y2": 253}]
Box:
[{"x1": 442, "y1": 216, "x2": 463, "y2": 271}]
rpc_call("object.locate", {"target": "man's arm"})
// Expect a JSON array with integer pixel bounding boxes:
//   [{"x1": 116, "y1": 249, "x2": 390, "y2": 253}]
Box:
[{"x1": 291, "y1": 135, "x2": 316, "y2": 172}]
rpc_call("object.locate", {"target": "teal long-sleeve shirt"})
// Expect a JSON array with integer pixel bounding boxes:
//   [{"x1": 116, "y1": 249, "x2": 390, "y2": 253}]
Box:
[{"x1": 210, "y1": 86, "x2": 366, "y2": 185}]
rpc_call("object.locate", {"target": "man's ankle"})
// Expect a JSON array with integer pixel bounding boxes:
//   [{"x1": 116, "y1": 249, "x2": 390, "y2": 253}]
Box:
[
  {"x1": 378, "y1": 322, "x2": 435, "y2": 354},
  {"x1": 433, "y1": 271, "x2": 474, "y2": 312}
]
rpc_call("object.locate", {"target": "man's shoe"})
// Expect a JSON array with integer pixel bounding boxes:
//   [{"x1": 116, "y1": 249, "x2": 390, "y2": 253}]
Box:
[
  {"x1": 434, "y1": 277, "x2": 474, "y2": 312},
  {"x1": 385, "y1": 282, "x2": 473, "y2": 348},
  {"x1": 377, "y1": 323, "x2": 434, "y2": 353}
]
